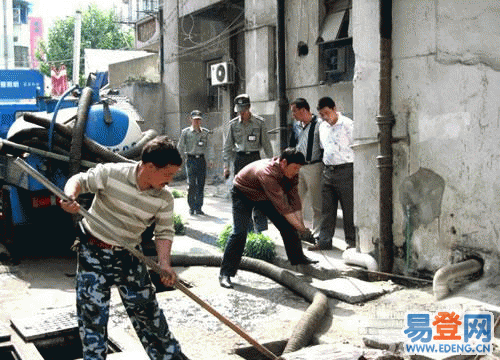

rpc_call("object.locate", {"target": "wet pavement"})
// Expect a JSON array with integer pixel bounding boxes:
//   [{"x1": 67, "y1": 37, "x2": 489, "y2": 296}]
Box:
[{"x1": 1, "y1": 180, "x2": 500, "y2": 359}]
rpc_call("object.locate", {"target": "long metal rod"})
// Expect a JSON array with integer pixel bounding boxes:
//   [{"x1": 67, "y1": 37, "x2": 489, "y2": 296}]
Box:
[
  {"x1": 0, "y1": 139, "x2": 97, "y2": 168},
  {"x1": 14, "y1": 157, "x2": 281, "y2": 360}
]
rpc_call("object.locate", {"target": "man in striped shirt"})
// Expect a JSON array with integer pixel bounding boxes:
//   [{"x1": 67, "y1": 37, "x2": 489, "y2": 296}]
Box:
[{"x1": 61, "y1": 136, "x2": 189, "y2": 360}]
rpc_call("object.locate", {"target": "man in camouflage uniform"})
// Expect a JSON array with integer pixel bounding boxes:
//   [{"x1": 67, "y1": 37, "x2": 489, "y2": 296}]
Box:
[
  {"x1": 223, "y1": 94, "x2": 273, "y2": 233},
  {"x1": 178, "y1": 110, "x2": 213, "y2": 215},
  {"x1": 61, "y1": 136, "x2": 189, "y2": 360}
]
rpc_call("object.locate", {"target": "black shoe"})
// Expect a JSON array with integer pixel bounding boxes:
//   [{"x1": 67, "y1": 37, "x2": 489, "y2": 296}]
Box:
[
  {"x1": 189, "y1": 209, "x2": 195, "y2": 215},
  {"x1": 291, "y1": 256, "x2": 319, "y2": 265},
  {"x1": 195, "y1": 209, "x2": 206, "y2": 215},
  {"x1": 219, "y1": 275, "x2": 233, "y2": 288}
]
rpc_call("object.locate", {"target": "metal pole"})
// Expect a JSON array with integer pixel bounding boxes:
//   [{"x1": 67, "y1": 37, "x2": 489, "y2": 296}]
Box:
[
  {"x1": 376, "y1": 0, "x2": 395, "y2": 273},
  {"x1": 277, "y1": 0, "x2": 288, "y2": 150},
  {"x1": 14, "y1": 158, "x2": 282, "y2": 360},
  {"x1": 73, "y1": 11, "x2": 82, "y2": 86},
  {"x1": 0, "y1": 139, "x2": 97, "y2": 168}
]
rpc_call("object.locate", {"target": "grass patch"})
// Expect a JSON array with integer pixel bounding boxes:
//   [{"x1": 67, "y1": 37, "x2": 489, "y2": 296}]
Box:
[
  {"x1": 171, "y1": 189, "x2": 185, "y2": 198},
  {"x1": 217, "y1": 224, "x2": 276, "y2": 262},
  {"x1": 174, "y1": 213, "x2": 185, "y2": 235}
]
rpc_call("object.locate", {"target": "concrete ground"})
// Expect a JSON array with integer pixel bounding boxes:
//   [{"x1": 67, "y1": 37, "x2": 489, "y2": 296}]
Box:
[{"x1": 1, "y1": 180, "x2": 500, "y2": 359}]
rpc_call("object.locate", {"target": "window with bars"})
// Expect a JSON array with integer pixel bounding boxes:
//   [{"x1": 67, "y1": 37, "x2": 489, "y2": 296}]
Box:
[
  {"x1": 14, "y1": 46, "x2": 30, "y2": 68},
  {"x1": 318, "y1": 0, "x2": 354, "y2": 84},
  {"x1": 13, "y1": 8, "x2": 21, "y2": 24}
]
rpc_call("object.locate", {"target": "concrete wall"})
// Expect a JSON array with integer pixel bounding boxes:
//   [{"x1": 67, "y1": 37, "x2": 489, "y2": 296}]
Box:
[
  {"x1": 85, "y1": 49, "x2": 153, "y2": 83},
  {"x1": 108, "y1": 53, "x2": 159, "y2": 88},
  {"x1": 354, "y1": 0, "x2": 500, "y2": 275},
  {"x1": 118, "y1": 82, "x2": 164, "y2": 137},
  {"x1": 351, "y1": 0, "x2": 380, "y2": 257},
  {"x1": 284, "y1": 0, "x2": 354, "y2": 121}
]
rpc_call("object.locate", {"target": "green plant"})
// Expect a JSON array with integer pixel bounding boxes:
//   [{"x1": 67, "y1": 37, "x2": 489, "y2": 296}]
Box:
[
  {"x1": 174, "y1": 213, "x2": 185, "y2": 235},
  {"x1": 217, "y1": 224, "x2": 276, "y2": 262},
  {"x1": 171, "y1": 189, "x2": 185, "y2": 198}
]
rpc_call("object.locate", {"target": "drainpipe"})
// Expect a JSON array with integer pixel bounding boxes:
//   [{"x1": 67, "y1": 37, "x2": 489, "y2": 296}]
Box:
[
  {"x1": 159, "y1": 6, "x2": 166, "y2": 132},
  {"x1": 376, "y1": 0, "x2": 395, "y2": 273},
  {"x1": 277, "y1": 0, "x2": 288, "y2": 150},
  {"x1": 433, "y1": 259, "x2": 482, "y2": 300}
]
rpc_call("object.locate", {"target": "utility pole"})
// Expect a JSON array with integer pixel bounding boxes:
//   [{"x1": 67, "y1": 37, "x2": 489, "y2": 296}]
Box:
[
  {"x1": 73, "y1": 11, "x2": 82, "y2": 86},
  {"x1": 277, "y1": 0, "x2": 288, "y2": 150}
]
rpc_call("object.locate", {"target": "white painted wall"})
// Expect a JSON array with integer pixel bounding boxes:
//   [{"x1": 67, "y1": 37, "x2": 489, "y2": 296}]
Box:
[{"x1": 354, "y1": 0, "x2": 500, "y2": 275}]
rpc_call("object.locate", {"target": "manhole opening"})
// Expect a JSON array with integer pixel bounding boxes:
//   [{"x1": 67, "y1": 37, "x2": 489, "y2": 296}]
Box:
[
  {"x1": 234, "y1": 339, "x2": 287, "y2": 360},
  {"x1": 0, "y1": 345, "x2": 21, "y2": 360},
  {"x1": 34, "y1": 329, "x2": 121, "y2": 360}
]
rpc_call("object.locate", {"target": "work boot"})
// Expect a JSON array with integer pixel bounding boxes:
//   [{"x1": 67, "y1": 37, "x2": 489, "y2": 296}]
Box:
[
  {"x1": 290, "y1": 256, "x2": 319, "y2": 265},
  {"x1": 219, "y1": 275, "x2": 233, "y2": 288}
]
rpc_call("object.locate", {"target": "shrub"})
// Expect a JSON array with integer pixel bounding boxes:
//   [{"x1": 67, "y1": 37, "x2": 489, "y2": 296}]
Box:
[
  {"x1": 174, "y1": 213, "x2": 185, "y2": 235},
  {"x1": 217, "y1": 224, "x2": 276, "y2": 262},
  {"x1": 171, "y1": 189, "x2": 185, "y2": 198}
]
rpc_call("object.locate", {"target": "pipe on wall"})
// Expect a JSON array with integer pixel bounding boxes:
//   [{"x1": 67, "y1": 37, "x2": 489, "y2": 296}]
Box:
[
  {"x1": 376, "y1": 0, "x2": 395, "y2": 273},
  {"x1": 433, "y1": 259, "x2": 483, "y2": 300},
  {"x1": 277, "y1": 0, "x2": 288, "y2": 150}
]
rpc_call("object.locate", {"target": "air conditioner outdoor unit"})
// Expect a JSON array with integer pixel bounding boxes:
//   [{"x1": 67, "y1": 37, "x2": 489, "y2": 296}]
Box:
[{"x1": 211, "y1": 62, "x2": 235, "y2": 86}]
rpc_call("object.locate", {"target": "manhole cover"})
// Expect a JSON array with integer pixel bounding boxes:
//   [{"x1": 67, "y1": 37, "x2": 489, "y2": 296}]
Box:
[{"x1": 10, "y1": 309, "x2": 77, "y2": 342}]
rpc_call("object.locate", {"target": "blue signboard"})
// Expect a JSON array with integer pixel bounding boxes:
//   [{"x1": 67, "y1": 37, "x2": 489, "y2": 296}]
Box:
[{"x1": 0, "y1": 70, "x2": 44, "y2": 100}]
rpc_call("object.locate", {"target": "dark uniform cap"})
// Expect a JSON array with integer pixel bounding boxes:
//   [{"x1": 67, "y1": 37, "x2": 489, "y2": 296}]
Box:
[
  {"x1": 234, "y1": 94, "x2": 251, "y2": 112},
  {"x1": 190, "y1": 110, "x2": 203, "y2": 119}
]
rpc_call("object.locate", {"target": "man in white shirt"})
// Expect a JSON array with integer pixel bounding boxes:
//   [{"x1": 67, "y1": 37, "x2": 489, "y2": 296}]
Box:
[{"x1": 308, "y1": 97, "x2": 355, "y2": 251}]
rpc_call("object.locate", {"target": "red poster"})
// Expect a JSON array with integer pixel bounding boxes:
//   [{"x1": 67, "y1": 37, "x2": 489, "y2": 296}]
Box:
[{"x1": 29, "y1": 17, "x2": 44, "y2": 68}]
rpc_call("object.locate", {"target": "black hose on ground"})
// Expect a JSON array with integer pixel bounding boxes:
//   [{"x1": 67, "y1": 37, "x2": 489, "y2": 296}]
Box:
[
  {"x1": 69, "y1": 87, "x2": 93, "y2": 176},
  {"x1": 170, "y1": 254, "x2": 330, "y2": 353}
]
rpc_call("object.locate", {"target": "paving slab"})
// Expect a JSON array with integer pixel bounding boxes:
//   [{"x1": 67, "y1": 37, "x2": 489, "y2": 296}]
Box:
[{"x1": 310, "y1": 277, "x2": 399, "y2": 304}]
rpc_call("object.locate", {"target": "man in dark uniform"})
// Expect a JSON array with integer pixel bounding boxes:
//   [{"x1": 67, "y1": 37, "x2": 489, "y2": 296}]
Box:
[
  {"x1": 219, "y1": 148, "x2": 318, "y2": 289},
  {"x1": 223, "y1": 94, "x2": 273, "y2": 233},
  {"x1": 178, "y1": 110, "x2": 213, "y2": 215}
]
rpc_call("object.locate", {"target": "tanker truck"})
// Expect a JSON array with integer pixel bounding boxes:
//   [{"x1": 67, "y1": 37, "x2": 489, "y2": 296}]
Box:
[{"x1": 0, "y1": 69, "x2": 158, "y2": 261}]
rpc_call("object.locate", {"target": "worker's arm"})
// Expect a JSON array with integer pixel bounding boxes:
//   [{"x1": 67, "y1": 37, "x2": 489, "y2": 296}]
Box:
[
  {"x1": 283, "y1": 210, "x2": 307, "y2": 233},
  {"x1": 60, "y1": 175, "x2": 82, "y2": 214},
  {"x1": 155, "y1": 238, "x2": 177, "y2": 286}
]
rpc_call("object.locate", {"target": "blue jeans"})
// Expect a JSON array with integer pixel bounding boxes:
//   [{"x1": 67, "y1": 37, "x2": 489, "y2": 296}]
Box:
[
  {"x1": 220, "y1": 188, "x2": 306, "y2": 277},
  {"x1": 76, "y1": 241, "x2": 182, "y2": 360},
  {"x1": 186, "y1": 156, "x2": 206, "y2": 212}
]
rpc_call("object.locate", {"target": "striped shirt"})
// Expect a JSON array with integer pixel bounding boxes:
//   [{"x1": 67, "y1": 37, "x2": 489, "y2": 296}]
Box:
[{"x1": 74, "y1": 162, "x2": 175, "y2": 247}]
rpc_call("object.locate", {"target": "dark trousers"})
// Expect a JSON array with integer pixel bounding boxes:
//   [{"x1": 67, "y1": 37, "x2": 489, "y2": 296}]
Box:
[
  {"x1": 318, "y1": 164, "x2": 355, "y2": 248},
  {"x1": 186, "y1": 156, "x2": 206, "y2": 212},
  {"x1": 234, "y1": 152, "x2": 268, "y2": 232},
  {"x1": 220, "y1": 188, "x2": 306, "y2": 277}
]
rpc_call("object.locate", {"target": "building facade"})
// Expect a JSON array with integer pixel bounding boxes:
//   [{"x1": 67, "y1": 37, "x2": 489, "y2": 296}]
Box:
[
  {"x1": 1, "y1": 0, "x2": 34, "y2": 69},
  {"x1": 124, "y1": 0, "x2": 500, "y2": 278}
]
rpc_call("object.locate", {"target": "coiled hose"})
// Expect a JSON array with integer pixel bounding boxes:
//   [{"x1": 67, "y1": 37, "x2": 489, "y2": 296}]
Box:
[{"x1": 170, "y1": 254, "x2": 330, "y2": 353}]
